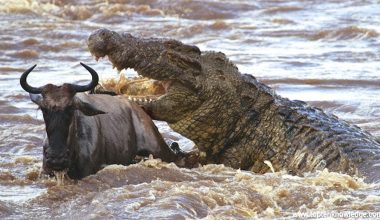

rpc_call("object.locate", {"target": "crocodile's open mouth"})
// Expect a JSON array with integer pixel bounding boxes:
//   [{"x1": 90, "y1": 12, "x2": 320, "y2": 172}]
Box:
[{"x1": 95, "y1": 55, "x2": 172, "y2": 105}]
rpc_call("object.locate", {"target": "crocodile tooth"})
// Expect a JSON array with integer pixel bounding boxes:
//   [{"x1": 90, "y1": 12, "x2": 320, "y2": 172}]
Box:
[{"x1": 128, "y1": 96, "x2": 132, "y2": 100}]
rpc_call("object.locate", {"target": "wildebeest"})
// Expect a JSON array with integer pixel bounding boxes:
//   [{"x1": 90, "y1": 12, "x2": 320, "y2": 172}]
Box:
[{"x1": 20, "y1": 63, "x2": 180, "y2": 179}]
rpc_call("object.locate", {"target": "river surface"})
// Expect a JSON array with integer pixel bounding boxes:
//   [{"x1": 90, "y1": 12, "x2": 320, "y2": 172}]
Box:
[{"x1": 1, "y1": 0, "x2": 380, "y2": 219}]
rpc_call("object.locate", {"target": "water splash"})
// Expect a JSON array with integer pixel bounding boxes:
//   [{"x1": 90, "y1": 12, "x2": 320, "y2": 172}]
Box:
[{"x1": 53, "y1": 170, "x2": 67, "y2": 186}]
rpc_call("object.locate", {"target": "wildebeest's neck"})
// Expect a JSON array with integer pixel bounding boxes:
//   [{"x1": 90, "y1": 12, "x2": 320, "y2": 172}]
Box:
[{"x1": 66, "y1": 111, "x2": 89, "y2": 179}]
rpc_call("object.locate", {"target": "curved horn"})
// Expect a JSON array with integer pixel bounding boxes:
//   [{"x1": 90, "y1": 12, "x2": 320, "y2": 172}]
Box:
[
  {"x1": 72, "y1": 62, "x2": 99, "y2": 93},
  {"x1": 20, "y1": 64, "x2": 43, "y2": 94}
]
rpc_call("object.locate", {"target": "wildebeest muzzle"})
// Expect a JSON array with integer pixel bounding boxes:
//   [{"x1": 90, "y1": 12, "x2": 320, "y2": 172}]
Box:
[{"x1": 44, "y1": 144, "x2": 70, "y2": 171}]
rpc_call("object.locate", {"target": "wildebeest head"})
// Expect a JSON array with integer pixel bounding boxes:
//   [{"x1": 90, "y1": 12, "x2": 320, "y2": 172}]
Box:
[{"x1": 20, "y1": 63, "x2": 106, "y2": 172}]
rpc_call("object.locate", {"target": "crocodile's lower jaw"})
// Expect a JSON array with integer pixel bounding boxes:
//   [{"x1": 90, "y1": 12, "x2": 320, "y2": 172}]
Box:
[{"x1": 126, "y1": 95, "x2": 159, "y2": 105}]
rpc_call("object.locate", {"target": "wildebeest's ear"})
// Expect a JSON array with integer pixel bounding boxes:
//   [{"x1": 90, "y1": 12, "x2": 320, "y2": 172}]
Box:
[
  {"x1": 29, "y1": 93, "x2": 43, "y2": 106},
  {"x1": 73, "y1": 98, "x2": 106, "y2": 116}
]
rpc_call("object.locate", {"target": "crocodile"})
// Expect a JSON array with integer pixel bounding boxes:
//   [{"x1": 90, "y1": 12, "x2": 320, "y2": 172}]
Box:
[{"x1": 87, "y1": 28, "x2": 380, "y2": 182}]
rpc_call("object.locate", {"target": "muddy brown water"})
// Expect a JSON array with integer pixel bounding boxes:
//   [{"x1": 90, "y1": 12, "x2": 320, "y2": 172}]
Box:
[{"x1": 1, "y1": 0, "x2": 380, "y2": 219}]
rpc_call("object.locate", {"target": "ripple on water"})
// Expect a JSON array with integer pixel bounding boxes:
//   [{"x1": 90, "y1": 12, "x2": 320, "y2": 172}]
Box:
[
  {"x1": 0, "y1": 200, "x2": 13, "y2": 218},
  {"x1": 0, "y1": 67, "x2": 28, "y2": 73},
  {"x1": 310, "y1": 26, "x2": 379, "y2": 41},
  {"x1": 0, "y1": 185, "x2": 45, "y2": 203},
  {"x1": 22, "y1": 38, "x2": 39, "y2": 46},
  {"x1": 0, "y1": 114, "x2": 42, "y2": 125},
  {"x1": 9, "y1": 50, "x2": 39, "y2": 59},
  {"x1": 262, "y1": 6, "x2": 304, "y2": 15}
]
